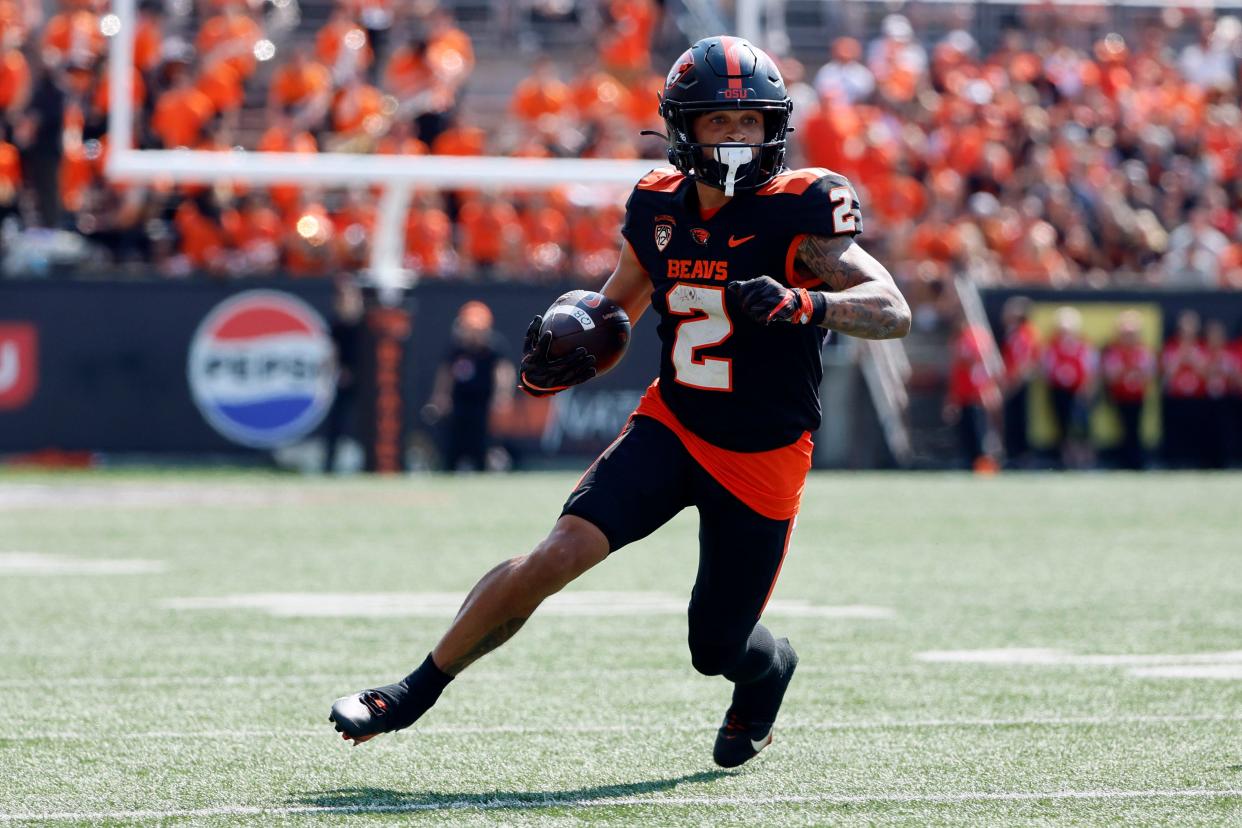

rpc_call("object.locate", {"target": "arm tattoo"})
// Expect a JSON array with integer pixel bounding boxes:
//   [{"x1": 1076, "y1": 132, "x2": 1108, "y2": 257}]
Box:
[
  {"x1": 795, "y1": 235, "x2": 912, "y2": 340},
  {"x1": 441, "y1": 616, "x2": 528, "y2": 676}
]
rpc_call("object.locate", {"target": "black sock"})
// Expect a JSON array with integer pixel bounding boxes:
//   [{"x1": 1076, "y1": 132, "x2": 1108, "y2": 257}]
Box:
[
  {"x1": 723, "y1": 623, "x2": 779, "y2": 687},
  {"x1": 377, "y1": 653, "x2": 454, "y2": 731},
  {"x1": 402, "y1": 652, "x2": 455, "y2": 694}
]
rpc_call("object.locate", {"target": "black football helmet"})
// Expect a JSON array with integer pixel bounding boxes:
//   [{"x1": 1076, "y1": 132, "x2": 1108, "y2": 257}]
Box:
[{"x1": 657, "y1": 36, "x2": 793, "y2": 196}]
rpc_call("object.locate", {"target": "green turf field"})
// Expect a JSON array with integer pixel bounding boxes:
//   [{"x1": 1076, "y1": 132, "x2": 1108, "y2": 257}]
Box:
[{"x1": 1, "y1": 470, "x2": 1240, "y2": 826}]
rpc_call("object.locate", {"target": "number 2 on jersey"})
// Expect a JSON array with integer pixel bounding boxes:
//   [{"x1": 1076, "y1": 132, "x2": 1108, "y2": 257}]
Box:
[
  {"x1": 829, "y1": 185, "x2": 856, "y2": 234},
  {"x1": 667, "y1": 283, "x2": 732, "y2": 391}
]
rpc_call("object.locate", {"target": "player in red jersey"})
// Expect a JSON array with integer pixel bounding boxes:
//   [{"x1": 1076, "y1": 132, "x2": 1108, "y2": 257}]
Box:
[
  {"x1": 944, "y1": 313, "x2": 1001, "y2": 471},
  {"x1": 1202, "y1": 319, "x2": 1239, "y2": 467},
  {"x1": 1101, "y1": 310, "x2": 1155, "y2": 470},
  {"x1": 330, "y1": 36, "x2": 910, "y2": 767},
  {"x1": 1041, "y1": 307, "x2": 1097, "y2": 469},
  {"x1": 1160, "y1": 310, "x2": 1207, "y2": 468},
  {"x1": 999, "y1": 296, "x2": 1040, "y2": 467}
]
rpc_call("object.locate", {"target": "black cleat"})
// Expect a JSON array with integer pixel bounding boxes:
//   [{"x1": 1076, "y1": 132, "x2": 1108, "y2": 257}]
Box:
[
  {"x1": 712, "y1": 638, "x2": 798, "y2": 768},
  {"x1": 329, "y1": 681, "x2": 422, "y2": 745}
]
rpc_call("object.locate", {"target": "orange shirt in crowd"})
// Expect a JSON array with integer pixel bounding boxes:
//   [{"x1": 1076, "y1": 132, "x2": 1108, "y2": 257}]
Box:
[
  {"x1": 41, "y1": 9, "x2": 104, "y2": 67},
  {"x1": 623, "y1": 72, "x2": 664, "y2": 127},
  {"x1": 316, "y1": 18, "x2": 372, "y2": 75},
  {"x1": 798, "y1": 100, "x2": 864, "y2": 173},
  {"x1": 0, "y1": 47, "x2": 30, "y2": 111},
  {"x1": 866, "y1": 173, "x2": 926, "y2": 226},
  {"x1": 269, "y1": 58, "x2": 331, "y2": 109},
  {"x1": 195, "y1": 60, "x2": 244, "y2": 113},
  {"x1": 510, "y1": 72, "x2": 569, "y2": 122},
  {"x1": 331, "y1": 82, "x2": 385, "y2": 134},
  {"x1": 151, "y1": 85, "x2": 215, "y2": 148},
  {"x1": 431, "y1": 124, "x2": 485, "y2": 156},
  {"x1": 570, "y1": 205, "x2": 622, "y2": 277},
  {"x1": 133, "y1": 14, "x2": 162, "y2": 72},
  {"x1": 520, "y1": 202, "x2": 569, "y2": 272},
  {"x1": 458, "y1": 197, "x2": 519, "y2": 265},
  {"x1": 174, "y1": 201, "x2": 225, "y2": 270},
  {"x1": 375, "y1": 133, "x2": 428, "y2": 156},
  {"x1": 0, "y1": 138, "x2": 23, "y2": 200},
  {"x1": 257, "y1": 124, "x2": 318, "y2": 214},
  {"x1": 333, "y1": 198, "x2": 375, "y2": 269},
  {"x1": 222, "y1": 201, "x2": 282, "y2": 256},
  {"x1": 599, "y1": 0, "x2": 656, "y2": 74},
  {"x1": 570, "y1": 69, "x2": 632, "y2": 123},
  {"x1": 909, "y1": 217, "x2": 961, "y2": 263},
  {"x1": 404, "y1": 203, "x2": 452, "y2": 275},
  {"x1": 59, "y1": 140, "x2": 94, "y2": 212},
  {"x1": 427, "y1": 24, "x2": 474, "y2": 84},
  {"x1": 196, "y1": 10, "x2": 261, "y2": 78}
]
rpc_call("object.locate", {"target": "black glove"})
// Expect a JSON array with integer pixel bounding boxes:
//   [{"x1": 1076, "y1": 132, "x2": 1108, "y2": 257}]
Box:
[
  {"x1": 518, "y1": 315, "x2": 597, "y2": 397},
  {"x1": 728, "y1": 276, "x2": 826, "y2": 326}
]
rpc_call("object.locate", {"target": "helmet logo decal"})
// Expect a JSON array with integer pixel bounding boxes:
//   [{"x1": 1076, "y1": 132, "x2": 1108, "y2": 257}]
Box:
[
  {"x1": 666, "y1": 50, "x2": 695, "y2": 89},
  {"x1": 690, "y1": 228, "x2": 710, "y2": 246}
]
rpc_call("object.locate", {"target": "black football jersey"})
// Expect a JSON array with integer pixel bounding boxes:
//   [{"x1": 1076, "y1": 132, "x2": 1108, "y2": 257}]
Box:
[{"x1": 621, "y1": 166, "x2": 864, "y2": 452}]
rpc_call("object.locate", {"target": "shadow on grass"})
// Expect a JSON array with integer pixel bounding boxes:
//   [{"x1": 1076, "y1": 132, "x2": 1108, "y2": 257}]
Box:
[{"x1": 297, "y1": 769, "x2": 731, "y2": 813}]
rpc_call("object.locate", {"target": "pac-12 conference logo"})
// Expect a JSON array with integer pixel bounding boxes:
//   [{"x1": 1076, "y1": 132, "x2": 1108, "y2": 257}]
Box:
[{"x1": 187, "y1": 290, "x2": 335, "y2": 448}]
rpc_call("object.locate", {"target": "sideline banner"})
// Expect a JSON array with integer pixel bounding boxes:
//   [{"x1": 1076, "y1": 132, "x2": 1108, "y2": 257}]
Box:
[{"x1": 0, "y1": 279, "x2": 661, "y2": 459}]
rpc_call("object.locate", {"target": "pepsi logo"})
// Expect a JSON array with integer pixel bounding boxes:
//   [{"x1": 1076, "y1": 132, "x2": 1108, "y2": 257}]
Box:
[
  {"x1": 0, "y1": 323, "x2": 38, "y2": 410},
  {"x1": 187, "y1": 290, "x2": 335, "y2": 448}
]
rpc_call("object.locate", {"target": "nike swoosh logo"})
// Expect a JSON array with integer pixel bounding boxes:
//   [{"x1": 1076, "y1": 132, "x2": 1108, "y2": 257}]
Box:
[
  {"x1": 751, "y1": 731, "x2": 772, "y2": 752},
  {"x1": 728, "y1": 234, "x2": 756, "y2": 247}
]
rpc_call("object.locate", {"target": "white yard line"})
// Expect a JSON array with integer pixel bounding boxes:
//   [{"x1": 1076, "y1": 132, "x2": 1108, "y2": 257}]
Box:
[
  {"x1": 1, "y1": 789, "x2": 1239, "y2": 822},
  {"x1": 6, "y1": 713, "x2": 1239, "y2": 742},
  {"x1": 0, "y1": 664, "x2": 891, "y2": 688}
]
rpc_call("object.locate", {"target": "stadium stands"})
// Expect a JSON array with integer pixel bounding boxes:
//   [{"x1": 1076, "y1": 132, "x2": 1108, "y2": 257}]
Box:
[{"x1": 1, "y1": 0, "x2": 1238, "y2": 291}]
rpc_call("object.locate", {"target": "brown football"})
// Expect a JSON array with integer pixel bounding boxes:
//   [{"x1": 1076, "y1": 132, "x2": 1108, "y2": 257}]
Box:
[{"x1": 538, "y1": 290, "x2": 631, "y2": 376}]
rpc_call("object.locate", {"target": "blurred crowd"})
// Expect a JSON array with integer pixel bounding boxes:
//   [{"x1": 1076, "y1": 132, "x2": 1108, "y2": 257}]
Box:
[
  {"x1": 0, "y1": 0, "x2": 665, "y2": 280},
  {"x1": 798, "y1": 11, "x2": 1242, "y2": 310},
  {"x1": 0, "y1": 0, "x2": 1240, "y2": 291},
  {"x1": 946, "y1": 300, "x2": 1242, "y2": 470}
]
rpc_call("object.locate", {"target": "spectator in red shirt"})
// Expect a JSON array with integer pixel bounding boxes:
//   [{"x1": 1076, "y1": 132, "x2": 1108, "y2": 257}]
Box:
[
  {"x1": 999, "y1": 295, "x2": 1040, "y2": 466},
  {"x1": 1202, "y1": 319, "x2": 1239, "y2": 468},
  {"x1": 943, "y1": 313, "x2": 1001, "y2": 471},
  {"x1": 1042, "y1": 306, "x2": 1097, "y2": 468},
  {"x1": 1160, "y1": 309, "x2": 1207, "y2": 468},
  {"x1": 1101, "y1": 310, "x2": 1155, "y2": 470}
]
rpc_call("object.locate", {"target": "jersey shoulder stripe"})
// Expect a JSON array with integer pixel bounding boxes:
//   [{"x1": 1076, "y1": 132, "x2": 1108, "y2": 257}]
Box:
[
  {"x1": 755, "y1": 167, "x2": 836, "y2": 196},
  {"x1": 636, "y1": 167, "x2": 686, "y2": 193}
]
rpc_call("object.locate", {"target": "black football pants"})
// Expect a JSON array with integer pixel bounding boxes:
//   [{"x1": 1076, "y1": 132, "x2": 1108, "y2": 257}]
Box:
[{"x1": 562, "y1": 416, "x2": 793, "y2": 679}]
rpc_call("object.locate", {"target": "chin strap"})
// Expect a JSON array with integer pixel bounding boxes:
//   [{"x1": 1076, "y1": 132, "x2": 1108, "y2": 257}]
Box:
[{"x1": 714, "y1": 144, "x2": 753, "y2": 197}]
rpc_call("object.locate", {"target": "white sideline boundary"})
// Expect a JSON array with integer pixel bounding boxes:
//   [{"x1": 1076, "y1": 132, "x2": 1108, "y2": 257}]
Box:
[
  {"x1": 7, "y1": 712, "x2": 1240, "y2": 742},
  {"x1": 3, "y1": 789, "x2": 1240, "y2": 822}
]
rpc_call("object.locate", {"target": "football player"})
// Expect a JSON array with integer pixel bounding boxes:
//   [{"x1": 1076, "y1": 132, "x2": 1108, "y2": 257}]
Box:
[{"x1": 331, "y1": 35, "x2": 910, "y2": 768}]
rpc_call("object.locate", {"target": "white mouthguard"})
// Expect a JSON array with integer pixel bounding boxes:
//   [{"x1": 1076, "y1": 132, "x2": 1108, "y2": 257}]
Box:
[{"x1": 714, "y1": 144, "x2": 752, "y2": 197}]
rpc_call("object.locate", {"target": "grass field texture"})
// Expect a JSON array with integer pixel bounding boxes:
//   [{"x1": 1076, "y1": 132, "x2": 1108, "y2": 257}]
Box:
[{"x1": 1, "y1": 471, "x2": 1240, "y2": 826}]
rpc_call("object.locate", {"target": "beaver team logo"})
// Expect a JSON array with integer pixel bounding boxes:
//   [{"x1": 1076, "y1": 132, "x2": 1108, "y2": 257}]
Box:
[
  {"x1": 691, "y1": 228, "x2": 710, "y2": 246},
  {"x1": 187, "y1": 290, "x2": 335, "y2": 449}
]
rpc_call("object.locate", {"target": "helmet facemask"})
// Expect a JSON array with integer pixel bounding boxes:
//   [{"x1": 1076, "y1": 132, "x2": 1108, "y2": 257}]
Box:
[
  {"x1": 661, "y1": 103, "x2": 792, "y2": 196},
  {"x1": 654, "y1": 37, "x2": 793, "y2": 196}
]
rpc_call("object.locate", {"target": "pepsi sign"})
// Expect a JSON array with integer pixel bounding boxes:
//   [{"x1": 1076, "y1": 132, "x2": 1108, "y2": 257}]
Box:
[
  {"x1": 187, "y1": 290, "x2": 335, "y2": 448},
  {"x1": 0, "y1": 323, "x2": 38, "y2": 410}
]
